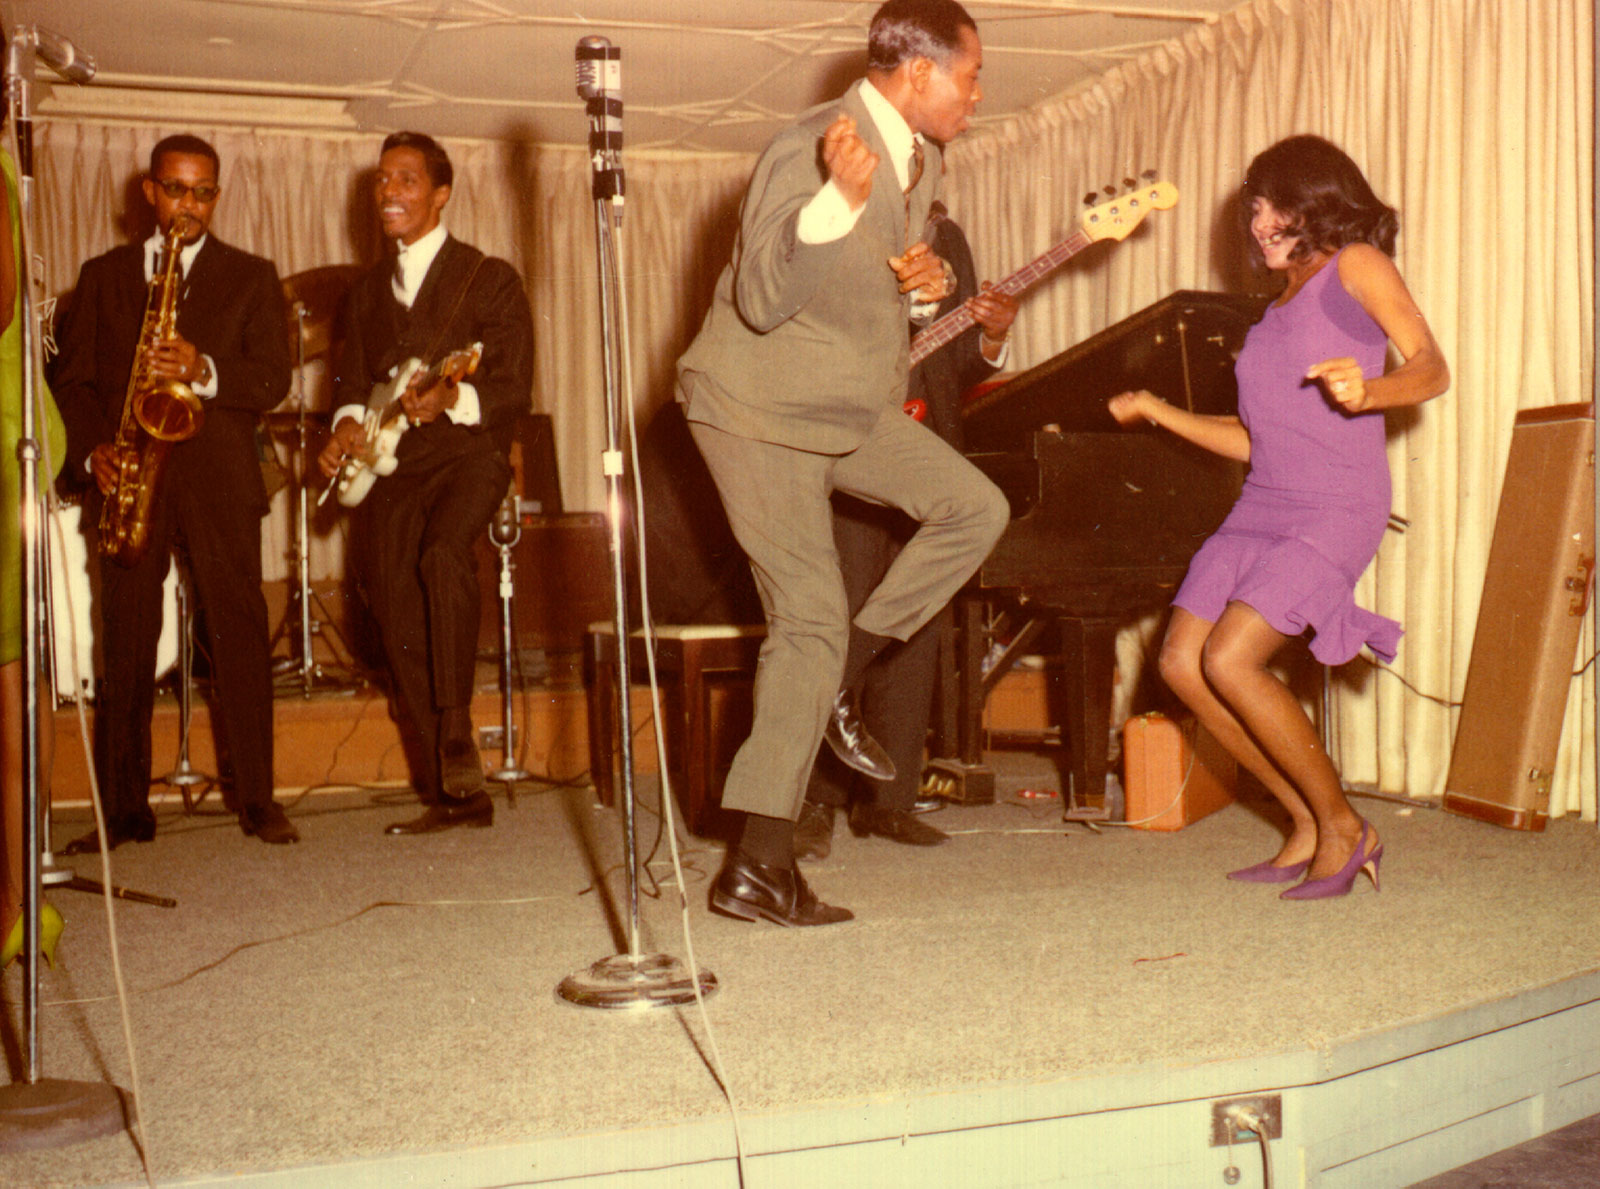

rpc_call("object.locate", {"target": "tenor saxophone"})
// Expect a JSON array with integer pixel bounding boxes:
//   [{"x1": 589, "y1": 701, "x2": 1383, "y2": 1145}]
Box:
[{"x1": 98, "y1": 222, "x2": 206, "y2": 567}]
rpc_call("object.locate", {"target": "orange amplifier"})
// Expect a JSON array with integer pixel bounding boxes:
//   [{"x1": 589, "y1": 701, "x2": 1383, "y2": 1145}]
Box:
[{"x1": 1121, "y1": 712, "x2": 1236, "y2": 831}]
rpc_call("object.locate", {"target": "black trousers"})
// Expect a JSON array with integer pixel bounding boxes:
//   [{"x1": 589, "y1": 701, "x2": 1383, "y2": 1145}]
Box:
[
  {"x1": 92, "y1": 471, "x2": 273, "y2": 830},
  {"x1": 355, "y1": 444, "x2": 509, "y2": 803},
  {"x1": 806, "y1": 494, "x2": 945, "y2": 814}
]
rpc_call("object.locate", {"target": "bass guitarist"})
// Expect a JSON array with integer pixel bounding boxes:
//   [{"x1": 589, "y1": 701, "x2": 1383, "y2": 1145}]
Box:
[{"x1": 319, "y1": 131, "x2": 534, "y2": 836}]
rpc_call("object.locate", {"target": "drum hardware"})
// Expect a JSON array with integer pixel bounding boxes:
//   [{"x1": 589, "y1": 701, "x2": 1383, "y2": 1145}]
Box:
[
  {"x1": 268, "y1": 295, "x2": 360, "y2": 697},
  {"x1": 487, "y1": 485, "x2": 532, "y2": 786}
]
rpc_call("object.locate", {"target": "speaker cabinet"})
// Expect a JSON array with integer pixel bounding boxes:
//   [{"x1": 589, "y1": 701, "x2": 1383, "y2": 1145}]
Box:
[
  {"x1": 475, "y1": 512, "x2": 610, "y2": 654},
  {"x1": 1443, "y1": 403, "x2": 1594, "y2": 831}
]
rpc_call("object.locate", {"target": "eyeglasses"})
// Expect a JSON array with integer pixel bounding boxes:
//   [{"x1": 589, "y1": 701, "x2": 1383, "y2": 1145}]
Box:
[{"x1": 153, "y1": 179, "x2": 221, "y2": 203}]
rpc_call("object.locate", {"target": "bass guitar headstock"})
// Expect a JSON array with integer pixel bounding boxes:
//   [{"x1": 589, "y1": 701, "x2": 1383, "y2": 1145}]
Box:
[{"x1": 1080, "y1": 173, "x2": 1178, "y2": 243}]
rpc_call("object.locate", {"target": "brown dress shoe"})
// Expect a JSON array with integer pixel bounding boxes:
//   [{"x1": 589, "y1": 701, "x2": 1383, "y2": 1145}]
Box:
[
  {"x1": 709, "y1": 849, "x2": 852, "y2": 927},
  {"x1": 242, "y1": 802, "x2": 301, "y2": 845},
  {"x1": 848, "y1": 803, "x2": 949, "y2": 846},
  {"x1": 384, "y1": 791, "x2": 494, "y2": 835}
]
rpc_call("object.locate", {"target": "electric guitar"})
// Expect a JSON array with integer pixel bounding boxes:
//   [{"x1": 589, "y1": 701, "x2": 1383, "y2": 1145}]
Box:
[
  {"x1": 908, "y1": 179, "x2": 1179, "y2": 372},
  {"x1": 328, "y1": 342, "x2": 484, "y2": 508}
]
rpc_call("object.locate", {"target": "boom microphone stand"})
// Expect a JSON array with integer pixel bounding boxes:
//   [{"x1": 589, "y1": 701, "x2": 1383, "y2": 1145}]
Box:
[
  {"x1": 0, "y1": 23, "x2": 126, "y2": 1150},
  {"x1": 557, "y1": 36, "x2": 714, "y2": 1010}
]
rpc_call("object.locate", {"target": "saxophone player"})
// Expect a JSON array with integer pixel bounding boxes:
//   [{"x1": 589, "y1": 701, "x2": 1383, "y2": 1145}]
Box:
[{"x1": 51, "y1": 134, "x2": 298, "y2": 850}]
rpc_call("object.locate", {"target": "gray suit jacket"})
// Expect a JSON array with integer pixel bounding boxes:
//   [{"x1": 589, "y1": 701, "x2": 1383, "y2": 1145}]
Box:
[{"x1": 677, "y1": 83, "x2": 942, "y2": 454}]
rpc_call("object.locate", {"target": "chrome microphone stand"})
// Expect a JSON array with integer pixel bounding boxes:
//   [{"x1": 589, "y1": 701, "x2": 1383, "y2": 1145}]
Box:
[
  {"x1": 488, "y1": 485, "x2": 532, "y2": 786},
  {"x1": 557, "y1": 36, "x2": 714, "y2": 1010},
  {"x1": 0, "y1": 23, "x2": 126, "y2": 1151},
  {"x1": 162, "y1": 562, "x2": 215, "y2": 811}
]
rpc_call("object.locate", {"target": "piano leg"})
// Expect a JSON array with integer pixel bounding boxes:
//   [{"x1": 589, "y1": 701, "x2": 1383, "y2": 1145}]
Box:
[{"x1": 1057, "y1": 615, "x2": 1120, "y2": 821}]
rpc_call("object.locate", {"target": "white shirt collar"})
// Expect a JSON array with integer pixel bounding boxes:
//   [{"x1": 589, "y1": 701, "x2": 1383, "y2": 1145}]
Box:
[
  {"x1": 858, "y1": 78, "x2": 921, "y2": 191},
  {"x1": 392, "y1": 222, "x2": 449, "y2": 307},
  {"x1": 143, "y1": 230, "x2": 207, "y2": 282}
]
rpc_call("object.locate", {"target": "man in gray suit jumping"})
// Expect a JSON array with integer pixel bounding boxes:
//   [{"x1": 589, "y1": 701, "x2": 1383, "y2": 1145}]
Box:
[{"x1": 676, "y1": 0, "x2": 1007, "y2": 926}]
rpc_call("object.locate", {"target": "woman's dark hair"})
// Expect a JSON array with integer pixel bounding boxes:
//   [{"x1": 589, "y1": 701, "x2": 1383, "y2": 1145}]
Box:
[
  {"x1": 1242, "y1": 135, "x2": 1398, "y2": 262},
  {"x1": 867, "y1": 0, "x2": 976, "y2": 73}
]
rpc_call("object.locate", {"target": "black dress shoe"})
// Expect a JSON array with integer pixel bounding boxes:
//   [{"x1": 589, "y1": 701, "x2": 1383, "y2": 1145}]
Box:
[
  {"x1": 823, "y1": 689, "x2": 895, "y2": 781},
  {"x1": 60, "y1": 816, "x2": 157, "y2": 856},
  {"x1": 848, "y1": 803, "x2": 949, "y2": 846},
  {"x1": 794, "y1": 801, "x2": 836, "y2": 862},
  {"x1": 384, "y1": 791, "x2": 494, "y2": 835},
  {"x1": 241, "y1": 802, "x2": 300, "y2": 845},
  {"x1": 709, "y1": 849, "x2": 853, "y2": 927}
]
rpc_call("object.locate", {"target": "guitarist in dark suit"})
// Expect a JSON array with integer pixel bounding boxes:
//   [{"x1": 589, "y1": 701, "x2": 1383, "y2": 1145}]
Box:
[
  {"x1": 319, "y1": 131, "x2": 534, "y2": 836},
  {"x1": 51, "y1": 133, "x2": 297, "y2": 850},
  {"x1": 798, "y1": 211, "x2": 1016, "y2": 857}
]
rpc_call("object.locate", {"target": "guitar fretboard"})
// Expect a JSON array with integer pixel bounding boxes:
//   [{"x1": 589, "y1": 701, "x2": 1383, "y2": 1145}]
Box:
[{"x1": 908, "y1": 228, "x2": 1093, "y2": 366}]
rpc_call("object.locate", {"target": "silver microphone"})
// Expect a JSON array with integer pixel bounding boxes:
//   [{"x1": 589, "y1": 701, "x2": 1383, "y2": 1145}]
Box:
[
  {"x1": 575, "y1": 35, "x2": 622, "y2": 179},
  {"x1": 15, "y1": 26, "x2": 97, "y2": 84},
  {"x1": 574, "y1": 36, "x2": 620, "y2": 100}
]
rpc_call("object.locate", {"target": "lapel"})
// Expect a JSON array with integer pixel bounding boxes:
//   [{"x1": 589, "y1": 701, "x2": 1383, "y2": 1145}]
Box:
[{"x1": 841, "y1": 86, "x2": 908, "y2": 251}]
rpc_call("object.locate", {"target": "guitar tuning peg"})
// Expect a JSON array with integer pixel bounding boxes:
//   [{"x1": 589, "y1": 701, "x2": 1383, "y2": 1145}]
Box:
[
  {"x1": 1083, "y1": 192, "x2": 1100, "y2": 206},
  {"x1": 1122, "y1": 177, "x2": 1138, "y2": 191},
  {"x1": 1103, "y1": 184, "x2": 1117, "y2": 197},
  {"x1": 1141, "y1": 168, "x2": 1157, "y2": 180}
]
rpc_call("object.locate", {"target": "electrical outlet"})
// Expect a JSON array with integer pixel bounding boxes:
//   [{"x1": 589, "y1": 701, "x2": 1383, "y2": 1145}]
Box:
[{"x1": 1210, "y1": 1095, "x2": 1282, "y2": 1146}]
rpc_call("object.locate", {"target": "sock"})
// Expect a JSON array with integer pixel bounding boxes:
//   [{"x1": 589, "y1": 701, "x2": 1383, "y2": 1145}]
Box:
[
  {"x1": 738, "y1": 812, "x2": 794, "y2": 868},
  {"x1": 840, "y1": 625, "x2": 893, "y2": 692}
]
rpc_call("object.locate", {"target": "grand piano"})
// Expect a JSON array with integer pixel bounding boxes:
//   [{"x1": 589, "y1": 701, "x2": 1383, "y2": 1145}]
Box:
[{"x1": 928, "y1": 289, "x2": 1266, "y2": 817}]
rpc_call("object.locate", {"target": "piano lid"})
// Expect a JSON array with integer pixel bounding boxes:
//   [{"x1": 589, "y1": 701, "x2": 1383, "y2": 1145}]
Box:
[{"x1": 962, "y1": 289, "x2": 1266, "y2": 454}]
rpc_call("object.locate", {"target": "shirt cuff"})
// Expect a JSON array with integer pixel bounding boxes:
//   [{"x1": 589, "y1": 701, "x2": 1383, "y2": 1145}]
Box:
[
  {"x1": 982, "y1": 337, "x2": 1011, "y2": 368},
  {"x1": 797, "y1": 180, "x2": 865, "y2": 245},
  {"x1": 332, "y1": 403, "x2": 365, "y2": 429},
  {"x1": 192, "y1": 354, "x2": 219, "y2": 399},
  {"x1": 445, "y1": 381, "x2": 482, "y2": 427}
]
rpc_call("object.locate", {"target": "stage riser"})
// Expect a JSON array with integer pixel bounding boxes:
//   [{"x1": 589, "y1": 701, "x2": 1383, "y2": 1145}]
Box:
[
  {"x1": 48, "y1": 686, "x2": 606, "y2": 803},
  {"x1": 313, "y1": 980, "x2": 1598, "y2": 1188}
]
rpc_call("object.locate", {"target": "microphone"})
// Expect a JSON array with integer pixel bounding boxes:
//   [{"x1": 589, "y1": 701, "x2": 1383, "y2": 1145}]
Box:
[
  {"x1": 9, "y1": 27, "x2": 97, "y2": 84},
  {"x1": 574, "y1": 35, "x2": 622, "y2": 177}
]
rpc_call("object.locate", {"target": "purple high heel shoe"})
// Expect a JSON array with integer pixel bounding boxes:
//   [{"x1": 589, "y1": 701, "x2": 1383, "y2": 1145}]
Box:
[
  {"x1": 1227, "y1": 857, "x2": 1310, "y2": 884},
  {"x1": 1280, "y1": 821, "x2": 1383, "y2": 901}
]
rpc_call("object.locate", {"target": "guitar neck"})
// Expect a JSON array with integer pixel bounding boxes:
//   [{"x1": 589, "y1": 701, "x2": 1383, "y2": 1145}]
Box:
[{"x1": 908, "y1": 228, "x2": 1093, "y2": 366}]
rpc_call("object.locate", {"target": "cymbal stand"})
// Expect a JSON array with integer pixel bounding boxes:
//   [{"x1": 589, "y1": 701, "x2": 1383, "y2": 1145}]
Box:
[
  {"x1": 488, "y1": 486, "x2": 531, "y2": 786},
  {"x1": 162, "y1": 559, "x2": 214, "y2": 812},
  {"x1": 270, "y1": 301, "x2": 357, "y2": 697}
]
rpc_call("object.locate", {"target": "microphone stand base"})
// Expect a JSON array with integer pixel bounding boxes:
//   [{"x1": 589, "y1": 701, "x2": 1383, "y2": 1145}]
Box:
[
  {"x1": 556, "y1": 952, "x2": 716, "y2": 1011},
  {"x1": 0, "y1": 1078, "x2": 127, "y2": 1153}
]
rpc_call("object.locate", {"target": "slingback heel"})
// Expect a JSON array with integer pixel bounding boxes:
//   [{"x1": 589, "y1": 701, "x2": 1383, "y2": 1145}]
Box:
[{"x1": 1280, "y1": 822, "x2": 1383, "y2": 901}]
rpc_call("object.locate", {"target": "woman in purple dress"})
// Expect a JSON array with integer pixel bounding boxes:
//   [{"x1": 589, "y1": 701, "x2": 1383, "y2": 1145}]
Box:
[{"x1": 1110, "y1": 136, "x2": 1449, "y2": 900}]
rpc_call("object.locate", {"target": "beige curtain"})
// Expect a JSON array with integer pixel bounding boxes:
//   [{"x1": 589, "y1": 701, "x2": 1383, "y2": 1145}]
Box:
[
  {"x1": 939, "y1": 0, "x2": 1593, "y2": 817},
  {"x1": 29, "y1": 0, "x2": 1595, "y2": 816}
]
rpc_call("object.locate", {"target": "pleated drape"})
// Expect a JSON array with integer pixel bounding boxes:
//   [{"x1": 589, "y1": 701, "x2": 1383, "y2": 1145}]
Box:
[{"x1": 27, "y1": 0, "x2": 1594, "y2": 817}]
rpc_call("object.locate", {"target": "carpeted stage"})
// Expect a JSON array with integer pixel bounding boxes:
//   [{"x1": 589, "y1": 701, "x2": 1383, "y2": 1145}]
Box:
[{"x1": 2, "y1": 749, "x2": 1598, "y2": 1187}]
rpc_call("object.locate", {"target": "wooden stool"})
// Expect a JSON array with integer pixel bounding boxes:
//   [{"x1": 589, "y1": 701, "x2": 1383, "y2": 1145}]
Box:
[{"x1": 584, "y1": 623, "x2": 764, "y2": 833}]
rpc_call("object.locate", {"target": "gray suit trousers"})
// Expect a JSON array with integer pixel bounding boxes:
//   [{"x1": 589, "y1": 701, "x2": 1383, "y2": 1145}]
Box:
[{"x1": 689, "y1": 406, "x2": 1007, "y2": 821}]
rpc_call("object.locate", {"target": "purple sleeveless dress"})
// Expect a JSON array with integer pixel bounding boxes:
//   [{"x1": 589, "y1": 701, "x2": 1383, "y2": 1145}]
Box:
[{"x1": 1172, "y1": 247, "x2": 1402, "y2": 664}]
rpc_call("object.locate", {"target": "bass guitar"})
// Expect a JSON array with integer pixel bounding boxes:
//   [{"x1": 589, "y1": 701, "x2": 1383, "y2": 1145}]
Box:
[
  {"x1": 907, "y1": 178, "x2": 1178, "y2": 375},
  {"x1": 327, "y1": 342, "x2": 483, "y2": 507}
]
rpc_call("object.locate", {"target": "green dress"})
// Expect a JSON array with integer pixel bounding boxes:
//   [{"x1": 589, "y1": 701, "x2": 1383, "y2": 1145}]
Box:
[{"x1": 0, "y1": 149, "x2": 66, "y2": 666}]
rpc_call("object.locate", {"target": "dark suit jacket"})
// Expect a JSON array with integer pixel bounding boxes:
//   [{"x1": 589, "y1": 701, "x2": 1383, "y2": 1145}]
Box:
[
  {"x1": 677, "y1": 82, "x2": 942, "y2": 453},
  {"x1": 332, "y1": 235, "x2": 533, "y2": 467},
  {"x1": 51, "y1": 235, "x2": 290, "y2": 517},
  {"x1": 910, "y1": 217, "x2": 994, "y2": 452}
]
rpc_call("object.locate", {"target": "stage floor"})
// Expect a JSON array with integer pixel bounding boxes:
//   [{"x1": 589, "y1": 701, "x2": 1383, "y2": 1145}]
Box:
[{"x1": 2, "y1": 753, "x2": 1598, "y2": 1187}]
